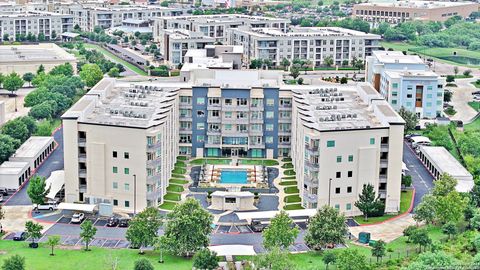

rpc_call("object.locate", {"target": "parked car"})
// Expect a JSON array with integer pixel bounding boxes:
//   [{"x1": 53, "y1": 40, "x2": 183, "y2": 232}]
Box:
[
  {"x1": 0, "y1": 187, "x2": 8, "y2": 196},
  {"x1": 0, "y1": 194, "x2": 3, "y2": 202},
  {"x1": 106, "y1": 217, "x2": 119, "y2": 227},
  {"x1": 71, "y1": 213, "x2": 85, "y2": 224},
  {"x1": 250, "y1": 220, "x2": 267, "y2": 232},
  {"x1": 118, "y1": 218, "x2": 130, "y2": 227},
  {"x1": 472, "y1": 91, "x2": 480, "y2": 95},
  {"x1": 33, "y1": 202, "x2": 57, "y2": 211},
  {"x1": 473, "y1": 95, "x2": 480, "y2": 101},
  {"x1": 13, "y1": 231, "x2": 26, "y2": 241}
]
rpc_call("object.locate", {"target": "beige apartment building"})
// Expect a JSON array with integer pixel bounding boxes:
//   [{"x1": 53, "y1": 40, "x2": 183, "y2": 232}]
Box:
[{"x1": 353, "y1": 1, "x2": 479, "y2": 25}]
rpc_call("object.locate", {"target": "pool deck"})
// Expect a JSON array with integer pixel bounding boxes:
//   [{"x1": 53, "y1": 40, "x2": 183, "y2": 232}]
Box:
[{"x1": 202, "y1": 164, "x2": 266, "y2": 188}]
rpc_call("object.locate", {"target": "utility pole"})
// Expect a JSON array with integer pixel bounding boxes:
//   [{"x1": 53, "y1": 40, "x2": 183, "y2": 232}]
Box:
[
  {"x1": 133, "y1": 174, "x2": 137, "y2": 216},
  {"x1": 328, "y1": 178, "x2": 332, "y2": 206}
]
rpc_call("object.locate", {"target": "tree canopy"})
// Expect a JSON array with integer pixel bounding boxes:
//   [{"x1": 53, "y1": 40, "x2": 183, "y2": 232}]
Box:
[
  {"x1": 304, "y1": 205, "x2": 348, "y2": 249},
  {"x1": 126, "y1": 207, "x2": 162, "y2": 254},
  {"x1": 262, "y1": 210, "x2": 299, "y2": 250}
]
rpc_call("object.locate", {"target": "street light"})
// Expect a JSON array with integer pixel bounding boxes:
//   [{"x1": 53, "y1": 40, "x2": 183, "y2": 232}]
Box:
[
  {"x1": 328, "y1": 178, "x2": 332, "y2": 206},
  {"x1": 133, "y1": 174, "x2": 137, "y2": 216}
]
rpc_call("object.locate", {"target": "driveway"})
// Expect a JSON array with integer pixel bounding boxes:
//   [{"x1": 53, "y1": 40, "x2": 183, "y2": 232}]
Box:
[
  {"x1": 449, "y1": 78, "x2": 478, "y2": 123},
  {"x1": 402, "y1": 142, "x2": 434, "y2": 208}
]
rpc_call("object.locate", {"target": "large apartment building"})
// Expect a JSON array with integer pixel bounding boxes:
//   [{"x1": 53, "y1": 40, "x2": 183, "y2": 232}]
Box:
[
  {"x1": 366, "y1": 51, "x2": 444, "y2": 119},
  {"x1": 353, "y1": 1, "x2": 479, "y2": 25},
  {"x1": 154, "y1": 14, "x2": 289, "y2": 44},
  {"x1": 158, "y1": 29, "x2": 216, "y2": 65},
  {"x1": 228, "y1": 27, "x2": 381, "y2": 67},
  {"x1": 63, "y1": 70, "x2": 404, "y2": 214}
]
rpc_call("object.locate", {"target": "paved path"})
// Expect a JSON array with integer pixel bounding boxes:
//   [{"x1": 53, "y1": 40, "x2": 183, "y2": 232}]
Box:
[
  {"x1": 349, "y1": 214, "x2": 416, "y2": 243},
  {"x1": 403, "y1": 142, "x2": 434, "y2": 207},
  {"x1": 449, "y1": 78, "x2": 478, "y2": 123}
]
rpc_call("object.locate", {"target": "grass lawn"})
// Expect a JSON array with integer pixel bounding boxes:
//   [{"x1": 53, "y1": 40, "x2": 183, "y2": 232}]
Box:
[
  {"x1": 172, "y1": 167, "x2": 187, "y2": 174},
  {"x1": 170, "y1": 179, "x2": 188, "y2": 185},
  {"x1": 284, "y1": 169, "x2": 296, "y2": 176},
  {"x1": 238, "y1": 159, "x2": 279, "y2": 166},
  {"x1": 34, "y1": 119, "x2": 62, "y2": 136},
  {"x1": 0, "y1": 240, "x2": 192, "y2": 270},
  {"x1": 279, "y1": 181, "x2": 297, "y2": 186},
  {"x1": 284, "y1": 186, "x2": 300, "y2": 194},
  {"x1": 166, "y1": 184, "x2": 184, "y2": 193},
  {"x1": 472, "y1": 81, "x2": 480, "y2": 88},
  {"x1": 283, "y1": 203, "x2": 304, "y2": 210},
  {"x1": 282, "y1": 176, "x2": 296, "y2": 180},
  {"x1": 281, "y1": 163, "x2": 294, "y2": 169},
  {"x1": 190, "y1": 158, "x2": 232, "y2": 165},
  {"x1": 464, "y1": 116, "x2": 480, "y2": 131},
  {"x1": 453, "y1": 75, "x2": 473, "y2": 79},
  {"x1": 468, "y1": 102, "x2": 480, "y2": 112},
  {"x1": 159, "y1": 201, "x2": 177, "y2": 210},
  {"x1": 177, "y1": 156, "x2": 188, "y2": 161},
  {"x1": 174, "y1": 161, "x2": 186, "y2": 168},
  {"x1": 354, "y1": 190, "x2": 413, "y2": 225},
  {"x1": 164, "y1": 193, "x2": 181, "y2": 201},
  {"x1": 83, "y1": 43, "x2": 148, "y2": 76},
  {"x1": 172, "y1": 173, "x2": 186, "y2": 179},
  {"x1": 281, "y1": 157, "x2": 292, "y2": 162},
  {"x1": 284, "y1": 195, "x2": 302, "y2": 203}
]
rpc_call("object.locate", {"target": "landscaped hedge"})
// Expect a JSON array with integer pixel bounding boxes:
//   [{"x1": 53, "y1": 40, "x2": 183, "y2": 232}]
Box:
[
  {"x1": 284, "y1": 169, "x2": 296, "y2": 176},
  {"x1": 284, "y1": 186, "x2": 299, "y2": 194},
  {"x1": 284, "y1": 195, "x2": 302, "y2": 203}
]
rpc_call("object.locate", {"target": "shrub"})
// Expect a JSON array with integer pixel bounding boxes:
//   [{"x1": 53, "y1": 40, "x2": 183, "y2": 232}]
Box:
[{"x1": 446, "y1": 75, "x2": 455, "y2": 82}]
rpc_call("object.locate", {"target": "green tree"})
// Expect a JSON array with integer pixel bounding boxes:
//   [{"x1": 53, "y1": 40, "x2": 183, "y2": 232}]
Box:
[
  {"x1": 0, "y1": 134, "x2": 20, "y2": 163},
  {"x1": 2, "y1": 33, "x2": 9, "y2": 42},
  {"x1": 371, "y1": 240, "x2": 386, "y2": 262},
  {"x1": 336, "y1": 249, "x2": 368, "y2": 270},
  {"x1": 432, "y1": 174, "x2": 456, "y2": 196},
  {"x1": 27, "y1": 175, "x2": 49, "y2": 206},
  {"x1": 37, "y1": 65, "x2": 45, "y2": 75},
  {"x1": 354, "y1": 183, "x2": 383, "y2": 221},
  {"x1": 46, "y1": 235, "x2": 61, "y2": 256},
  {"x1": 126, "y1": 207, "x2": 162, "y2": 254},
  {"x1": 470, "y1": 209, "x2": 480, "y2": 230},
  {"x1": 262, "y1": 210, "x2": 299, "y2": 250},
  {"x1": 80, "y1": 220, "x2": 97, "y2": 251},
  {"x1": 192, "y1": 248, "x2": 219, "y2": 270},
  {"x1": 107, "y1": 67, "x2": 120, "y2": 78},
  {"x1": 79, "y1": 63, "x2": 104, "y2": 87},
  {"x1": 403, "y1": 225, "x2": 418, "y2": 243},
  {"x1": 441, "y1": 222, "x2": 457, "y2": 240},
  {"x1": 410, "y1": 228, "x2": 431, "y2": 252},
  {"x1": 1, "y1": 118, "x2": 29, "y2": 142},
  {"x1": 290, "y1": 67, "x2": 300, "y2": 79},
  {"x1": 398, "y1": 106, "x2": 418, "y2": 131},
  {"x1": 1, "y1": 255, "x2": 25, "y2": 270},
  {"x1": 413, "y1": 194, "x2": 436, "y2": 225},
  {"x1": 323, "y1": 55, "x2": 334, "y2": 67},
  {"x1": 133, "y1": 258, "x2": 154, "y2": 270},
  {"x1": 161, "y1": 198, "x2": 213, "y2": 257},
  {"x1": 249, "y1": 59, "x2": 263, "y2": 69},
  {"x1": 304, "y1": 205, "x2": 348, "y2": 250},
  {"x1": 22, "y1": 72, "x2": 34, "y2": 87},
  {"x1": 51, "y1": 30, "x2": 57, "y2": 40},
  {"x1": 37, "y1": 33, "x2": 45, "y2": 42},
  {"x1": 281, "y1": 58, "x2": 290, "y2": 70},
  {"x1": 322, "y1": 250, "x2": 336, "y2": 270},
  {"x1": 29, "y1": 101, "x2": 55, "y2": 119},
  {"x1": 25, "y1": 221, "x2": 43, "y2": 246},
  {"x1": 405, "y1": 251, "x2": 457, "y2": 270},
  {"x1": 253, "y1": 247, "x2": 295, "y2": 270},
  {"x1": 3, "y1": 72, "x2": 24, "y2": 94},
  {"x1": 340, "y1": 77, "x2": 348, "y2": 84},
  {"x1": 49, "y1": 63, "x2": 74, "y2": 77},
  {"x1": 446, "y1": 75, "x2": 455, "y2": 83}
]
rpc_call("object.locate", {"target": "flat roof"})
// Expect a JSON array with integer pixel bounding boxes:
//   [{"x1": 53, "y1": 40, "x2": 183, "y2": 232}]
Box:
[
  {"x1": 356, "y1": 0, "x2": 478, "y2": 9},
  {"x1": 234, "y1": 26, "x2": 380, "y2": 39},
  {"x1": 11, "y1": 137, "x2": 53, "y2": 159},
  {"x1": 0, "y1": 161, "x2": 29, "y2": 175},
  {"x1": 236, "y1": 209, "x2": 317, "y2": 220},
  {"x1": 373, "y1": 51, "x2": 424, "y2": 65},
  {"x1": 384, "y1": 70, "x2": 439, "y2": 79},
  {"x1": 0, "y1": 43, "x2": 76, "y2": 63},
  {"x1": 420, "y1": 146, "x2": 473, "y2": 192}
]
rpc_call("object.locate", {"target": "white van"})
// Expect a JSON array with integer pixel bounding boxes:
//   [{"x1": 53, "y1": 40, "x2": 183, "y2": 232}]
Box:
[{"x1": 33, "y1": 202, "x2": 58, "y2": 211}]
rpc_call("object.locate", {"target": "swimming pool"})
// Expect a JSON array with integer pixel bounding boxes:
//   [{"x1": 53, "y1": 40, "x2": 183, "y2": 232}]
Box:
[{"x1": 220, "y1": 170, "x2": 248, "y2": 184}]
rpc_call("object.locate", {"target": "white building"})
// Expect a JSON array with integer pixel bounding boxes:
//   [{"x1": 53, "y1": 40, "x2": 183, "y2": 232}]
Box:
[
  {"x1": 365, "y1": 51, "x2": 444, "y2": 119},
  {"x1": 229, "y1": 27, "x2": 381, "y2": 67},
  {"x1": 9, "y1": 136, "x2": 55, "y2": 171},
  {"x1": 0, "y1": 161, "x2": 31, "y2": 190}
]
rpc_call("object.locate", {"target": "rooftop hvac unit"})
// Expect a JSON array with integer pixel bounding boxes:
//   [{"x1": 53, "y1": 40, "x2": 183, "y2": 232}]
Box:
[
  {"x1": 353, "y1": 113, "x2": 357, "y2": 118},
  {"x1": 143, "y1": 114, "x2": 147, "y2": 118},
  {"x1": 130, "y1": 101, "x2": 135, "y2": 106},
  {"x1": 333, "y1": 105, "x2": 337, "y2": 109}
]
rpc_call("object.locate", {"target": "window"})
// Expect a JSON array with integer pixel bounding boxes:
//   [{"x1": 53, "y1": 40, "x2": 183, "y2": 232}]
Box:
[
  {"x1": 113, "y1": 199, "x2": 118, "y2": 206},
  {"x1": 113, "y1": 167, "x2": 118, "y2": 173},
  {"x1": 225, "y1": 197, "x2": 236, "y2": 203},
  {"x1": 197, "y1": 123, "x2": 205, "y2": 130},
  {"x1": 407, "y1": 94, "x2": 413, "y2": 98},
  {"x1": 196, "y1": 97, "x2": 205, "y2": 105},
  {"x1": 392, "y1": 83, "x2": 398, "y2": 89},
  {"x1": 392, "y1": 100, "x2": 397, "y2": 105},
  {"x1": 335, "y1": 204, "x2": 340, "y2": 210},
  {"x1": 113, "y1": 151, "x2": 117, "y2": 158},
  {"x1": 370, "y1": 138, "x2": 375, "y2": 145},
  {"x1": 336, "y1": 156, "x2": 342, "y2": 163},
  {"x1": 348, "y1": 171, "x2": 353, "y2": 177},
  {"x1": 124, "y1": 168, "x2": 129, "y2": 175},
  {"x1": 124, "y1": 152, "x2": 129, "y2": 159},
  {"x1": 113, "y1": 182, "x2": 118, "y2": 189},
  {"x1": 426, "y1": 94, "x2": 432, "y2": 99},
  {"x1": 124, "y1": 183, "x2": 130, "y2": 191},
  {"x1": 336, "y1": 171, "x2": 341, "y2": 178},
  {"x1": 266, "y1": 111, "x2": 274, "y2": 119},
  {"x1": 197, "y1": 135, "x2": 205, "y2": 142},
  {"x1": 266, "y1": 136, "x2": 273, "y2": 144},
  {"x1": 224, "y1": 112, "x2": 232, "y2": 119},
  {"x1": 224, "y1": 124, "x2": 232, "y2": 131},
  {"x1": 224, "y1": 99, "x2": 232, "y2": 106},
  {"x1": 346, "y1": 203, "x2": 352, "y2": 210},
  {"x1": 266, "y1": 99, "x2": 274, "y2": 106},
  {"x1": 327, "y1": 140, "x2": 335, "y2": 147},
  {"x1": 348, "y1": 155, "x2": 353, "y2": 162},
  {"x1": 125, "y1": 200, "x2": 130, "y2": 207},
  {"x1": 335, "y1": 187, "x2": 340, "y2": 194},
  {"x1": 347, "y1": 186, "x2": 352, "y2": 193},
  {"x1": 237, "y1": 98, "x2": 247, "y2": 106},
  {"x1": 266, "y1": 124, "x2": 274, "y2": 131}
]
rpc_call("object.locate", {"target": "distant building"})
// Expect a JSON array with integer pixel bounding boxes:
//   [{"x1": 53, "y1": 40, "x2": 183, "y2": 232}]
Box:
[
  {"x1": 365, "y1": 51, "x2": 444, "y2": 119},
  {"x1": 353, "y1": 1, "x2": 480, "y2": 25}
]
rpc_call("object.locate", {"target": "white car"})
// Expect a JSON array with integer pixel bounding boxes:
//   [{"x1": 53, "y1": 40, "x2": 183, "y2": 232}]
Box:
[
  {"x1": 71, "y1": 213, "x2": 85, "y2": 224},
  {"x1": 33, "y1": 202, "x2": 57, "y2": 211}
]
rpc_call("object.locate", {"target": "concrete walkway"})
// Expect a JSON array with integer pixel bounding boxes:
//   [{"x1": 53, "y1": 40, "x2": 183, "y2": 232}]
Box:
[
  {"x1": 449, "y1": 78, "x2": 478, "y2": 123},
  {"x1": 1, "y1": 205, "x2": 54, "y2": 233},
  {"x1": 349, "y1": 214, "x2": 416, "y2": 243}
]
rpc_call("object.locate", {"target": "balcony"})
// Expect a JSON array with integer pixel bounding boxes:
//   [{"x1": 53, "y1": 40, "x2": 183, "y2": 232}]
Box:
[
  {"x1": 179, "y1": 115, "x2": 192, "y2": 121},
  {"x1": 146, "y1": 140, "x2": 162, "y2": 149},
  {"x1": 147, "y1": 174, "x2": 159, "y2": 184},
  {"x1": 249, "y1": 143, "x2": 265, "y2": 149},
  {"x1": 78, "y1": 169, "x2": 87, "y2": 178},
  {"x1": 207, "y1": 117, "x2": 221, "y2": 124},
  {"x1": 305, "y1": 144, "x2": 319, "y2": 153},
  {"x1": 179, "y1": 103, "x2": 191, "y2": 109},
  {"x1": 303, "y1": 192, "x2": 318, "y2": 203},
  {"x1": 249, "y1": 129, "x2": 263, "y2": 136},
  {"x1": 304, "y1": 176, "x2": 318, "y2": 187},
  {"x1": 78, "y1": 138, "x2": 86, "y2": 147},
  {"x1": 79, "y1": 184, "x2": 86, "y2": 193},
  {"x1": 207, "y1": 103, "x2": 221, "y2": 110},
  {"x1": 206, "y1": 129, "x2": 221, "y2": 136},
  {"x1": 380, "y1": 159, "x2": 388, "y2": 168},
  {"x1": 147, "y1": 189, "x2": 163, "y2": 201},
  {"x1": 146, "y1": 158, "x2": 162, "y2": 167},
  {"x1": 249, "y1": 118, "x2": 263, "y2": 124},
  {"x1": 250, "y1": 105, "x2": 264, "y2": 111},
  {"x1": 78, "y1": 154, "x2": 86, "y2": 162},
  {"x1": 278, "y1": 118, "x2": 291, "y2": 123},
  {"x1": 304, "y1": 160, "x2": 319, "y2": 171},
  {"x1": 381, "y1": 143, "x2": 389, "y2": 152},
  {"x1": 379, "y1": 175, "x2": 387, "y2": 183},
  {"x1": 278, "y1": 130, "x2": 291, "y2": 135}
]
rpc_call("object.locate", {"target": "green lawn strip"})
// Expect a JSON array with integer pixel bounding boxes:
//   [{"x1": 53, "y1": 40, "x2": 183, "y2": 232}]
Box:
[
  {"x1": 166, "y1": 184, "x2": 184, "y2": 193},
  {"x1": 354, "y1": 190, "x2": 413, "y2": 225},
  {"x1": 468, "y1": 102, "x2": 480, "y2": 112},
  {"x1": 173, "y1": 167, "x2": 187, "y2": 174},
  {"x1": 453, "y1": 75, "x2": 473, "y2": 79},
  {"x1": 177, "y1": 156, "x2": 188, "y2": 161},
  {"x1": 284, "y1": 169, "x2": 296, "y2": 176},
  {"x1": 472, "y1": 81, "x2": 480, "y2": 88},
  {"x1": 279, "y1": 181, "x2": 297, "y2": 186},
  {"x1": 190, "y1": 158, "x2": 232, "y2": 165},
  {"x1": 281, "y1": 157, "x2": 292, "y2": 162},
  {"x1": 175, "y1": 161, "x2": 186, "y2": 168},
  {"x1": 284, "y1": 186, "x2": 299, "y2": 194},
  {"x1": 0, "y1": 240, "x2": 191, "y2": 270},
  {"x1": 283, "y1": 203, "x2": 304, "y2": 210},
  {"x1": 238, "y1": 159, "x2": 279, "y2": 166},
  {"x1": 172, "y1": 173, "x2": 186, "y2": 179},
  {"x1": 281, "y1": 163, "x2": 294, "y2": 169},
  {"x1": 159, "y1": 201, "x2": 178, "y2": 210},
  {"x1": 83, "y1": 43, "x2": 148, "y2": 76},
  {"x1": 281, "y1": 176, "x2": 296, "y2": 180},
  {"x1": 164, "y1": 192, "x2": 181, "y2": 201},
  {"x1": 170, "y1": 179, "x2": 188, "y2": 185},
  {"x1": 284, "y1": 195, "x2": 301, "y2": 203}
]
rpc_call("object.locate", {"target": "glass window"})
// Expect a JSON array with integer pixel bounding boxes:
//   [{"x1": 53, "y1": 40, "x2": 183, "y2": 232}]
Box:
[
  {"x1": 346, "y1": 203, "x2": 351, "y2": 210},
  {"x1": 196, "y1": 97, "x2": 205, "y2": 105},
  {"x1": 335, "y1": 204, "x2": 340, "y2": 210},
  {"x1": 112, "y1": 151, "x2": 117, "y2": 158},
  {"x1": 125, "y1": 200, "x2": 130, "y2": 207},
  {"x1": 335, "y1": 187, "x2": 340, "y2": 194},
  {"x1": 392, "y1": 100, "x2": 397, "y2": 105},
  {"x1": 124, "y1": 183, "x2": 129, "y2": 191},
  {"x1": 197, "y1": 135, "x2": 204, "y2": 142},
  {"x1": 347, "y1": 186, "x2": 352, "y2": 193},
  {"x1": 370, "y1": 138, "x2": 375, "y2": 145},
  {"x1": 392, "y1": 83, "x2": 398, "y2": 88},
  {"x1": 266, "y1": 111, "x2": 274, "y2": 119},
  {"x1": 336, "y1": 172, "x2": 341, "y2": 178},
  {"x1": 113, "y1": 166, "x2": 118, "y2": 173},
  {"x1": 266, "y1": 124, "x2": 274, "y2": 131},
  {"x1": 427, "y1": 85, "x2": 433, "y2": 90},
  {"x1": 113, "y1": 182, "x2": 118, "y2": 189},
  {"x1": 224, "y1": 112, "x2": 232, "y2": 119},
  {"x1": 113, "y1": 199, "x2": 118, "y2": 206},
  {"x1": 327, "y1": 140, "x2": 335, "y2": 147},
  {"x1": 266, "y1": 136, "x2": 273, "y2": 144},
  {"x1": 336, "y1": 156, "x2": 342, "y2": 163},
  {"x1": 124, "y1": 152, "x2": 129, "y2": 159},
  {"x1": 124, "y1": 168, "x2": 129, "y2": 175},
  {"x1": 197, "y1": 123, "x2": 205, "y2": 130},
  {"x1": 348, "y1": 171, "x2": 353, "y2": 177},
  {"x1": 266, "y1": 99, "x2": 274, "y2": 106},
  {"x1": 348, "y1": 155, "x2": 353, "y2": 162}
]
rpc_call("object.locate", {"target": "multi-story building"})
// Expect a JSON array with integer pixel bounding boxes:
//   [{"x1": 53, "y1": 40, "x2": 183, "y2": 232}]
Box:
[
  {"x1": 64, "y1": 70, "x2": 404, "y2": 214},
  {"x1": 353, "y1": 1, "x2": 479, "y2": 25},
  {"x1": 291, "y1": 83, "x2": 404, "y2": 214},
  {"x1": 62, "y1": 78, "x2": 180, "y2": 212},
  {"x1": 229, "y1": 27, "x2": 381, "y2": 67},
  {"x1": 154, "y1": 14, "x2": 289, "y2": 44},
  {"x1": 0, "y1": 11, "x2": 74, "y2": 40},
  {"x1": 365, "y1": 51, "x2": 444, "y2": 119},
  {"x1": 158, "y1": 29, "x2": 216, "y2": 65}
]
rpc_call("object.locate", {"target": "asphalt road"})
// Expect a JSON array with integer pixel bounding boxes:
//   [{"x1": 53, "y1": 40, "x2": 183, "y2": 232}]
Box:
[
  {"x1": 402, "y1": 142, "x2": 435, "y2": 208},
  {"x1": 5, "y1": 128, "x2": 65, "y2": 206}
]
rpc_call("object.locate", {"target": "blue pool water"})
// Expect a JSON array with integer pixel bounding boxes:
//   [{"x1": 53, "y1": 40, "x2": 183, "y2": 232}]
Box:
[{"x1": 220, "y1": 170, "x2": 248, "y2": 184}]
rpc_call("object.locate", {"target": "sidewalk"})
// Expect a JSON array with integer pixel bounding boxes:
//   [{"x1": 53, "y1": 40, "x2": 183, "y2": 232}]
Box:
[
  {"x1": 2, "y1": 206, "x2": 54, "y2": 233},
  {"x1": 349, "y1": 214, "x2": 416, "y2": 243}
]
